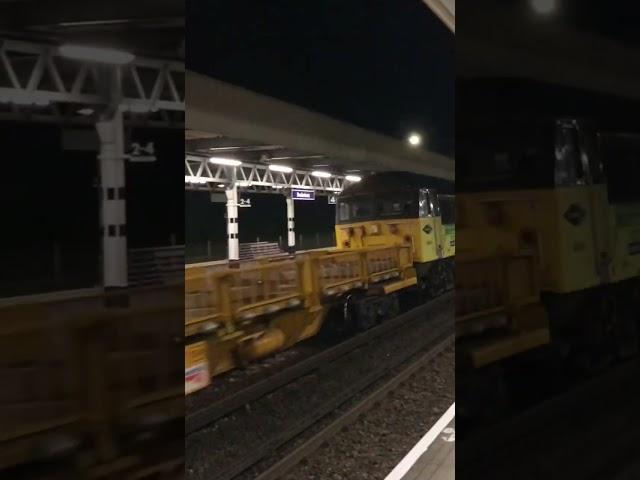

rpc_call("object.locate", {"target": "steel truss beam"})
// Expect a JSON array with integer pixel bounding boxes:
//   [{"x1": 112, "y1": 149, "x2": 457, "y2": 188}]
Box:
[
  {"x1": 185, "y1": 155, "x2": 346, "y2": 195},
  {"x1": 0, "y1": 39, "x2": 184, "y2": 125}
]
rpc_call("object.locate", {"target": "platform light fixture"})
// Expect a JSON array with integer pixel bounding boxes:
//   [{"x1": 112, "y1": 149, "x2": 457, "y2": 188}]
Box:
[
  {"x1": 185, "y1": 176, "x2": 211, "y2": 184},
  {"x1": 408, "y1": 133, "x2": 422, "y2": 147},
  {"x1": 59, "y1": 44, "x2": 135, "y2": 65},
  {"x1": 345, "y1": 175, "x2": 362, "y2": 182},
  {"x1": 268, "y1": 164, "x2": 293, "y2": 173},
  {"x1": 209, "y1": 157, "x2": 242, "y2": 166},
  {"x1": 311, "y1": 170, "x2": 332, "y2": 178}
]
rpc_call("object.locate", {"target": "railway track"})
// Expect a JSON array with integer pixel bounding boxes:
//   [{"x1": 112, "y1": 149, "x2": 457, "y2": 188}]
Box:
[
  {"x1": 187, "y1": 295, "x2": 453, "y2": 480},
  {"x1": 254, "y1": 336, "x2": 453, "y2": 480},
  {"x1": 186, "y1": 292, "x2": 453, "y2": 434}
]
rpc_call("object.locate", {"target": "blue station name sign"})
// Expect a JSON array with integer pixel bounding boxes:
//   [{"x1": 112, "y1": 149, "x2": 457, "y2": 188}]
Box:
[{"x1": 291, "y1": 189, "x2": 316, "y2": 201}]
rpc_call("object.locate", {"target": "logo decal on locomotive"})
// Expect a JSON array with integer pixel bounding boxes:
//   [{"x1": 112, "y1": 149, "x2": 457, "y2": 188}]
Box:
[{"x1": 563, "y1": 203, "x2": 587, "y2": 226}]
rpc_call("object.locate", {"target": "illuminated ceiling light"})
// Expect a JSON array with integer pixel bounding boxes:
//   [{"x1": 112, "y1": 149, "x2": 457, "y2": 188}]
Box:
[
  {"x1": 209, "y1": 157, "x2": 242, "y2": 166},
  {"x1": 185, "y1": 176, "x2": 211, "y2": 184},
  {"x1": 268, "y1": 164, "x2": 293, "y2": 173},
  {"x1": 345, "y1": 175, "x2": 362, "y2": 182},
  {"x1": 237, "y1": 181, "x2": 251, "y2": 187},
  {"x1": 217, "y1": 184, "x2": 225, "y2": 188},
  {"x1": 530, "y1": 0, "x2": 557, "y2": 14},
  {"x1": 311, "y1": 170, "x2": 332, "y2": 178},
  {"x1": 408, "y1": 133, "x2": 422, "y2": 147},
  {"x1": 77, "y1": 107, "x2": 94, "y2": 116},
  {"x1": 59, "y1": 44, "x2": 135, "y2": 65}
]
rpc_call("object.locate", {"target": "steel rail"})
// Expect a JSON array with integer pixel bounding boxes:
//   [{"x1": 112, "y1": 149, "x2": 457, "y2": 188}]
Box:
[
  {"x1": 255, "y1": 336, "x2": 454, "y2": 480},
  {"x1": 204, "y1": 301, "x2": 453, "y2": 480}
]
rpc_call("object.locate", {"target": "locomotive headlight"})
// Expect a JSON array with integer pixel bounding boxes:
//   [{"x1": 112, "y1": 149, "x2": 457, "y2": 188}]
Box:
[{"x1": 370, "y1": 224, "x2": 380, "y2": 234}]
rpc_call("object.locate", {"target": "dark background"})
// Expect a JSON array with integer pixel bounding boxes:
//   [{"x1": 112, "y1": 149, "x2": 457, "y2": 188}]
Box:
[
  {"x1": 187, "y1": 0, "x2": 454, "y2": 156},
  {"x1": 0, "y1": 123, "x2": 183, "y2": 296}
]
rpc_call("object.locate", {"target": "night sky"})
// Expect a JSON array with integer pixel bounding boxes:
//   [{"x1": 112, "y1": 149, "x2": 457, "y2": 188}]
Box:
[{"x1": 187, "y1": 0, "x2": 454, "y2": 155}]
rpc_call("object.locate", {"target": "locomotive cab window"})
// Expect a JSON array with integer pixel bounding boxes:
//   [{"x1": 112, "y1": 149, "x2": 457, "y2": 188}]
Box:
[
  {"x1": 376, "y1": 191, "x2": 419, "y2": 219},
  {"x1": 336, "y1": 195, "x2": 375, "y2": 223},
  {"x1": 439, "y1": 195, "x2": 455, "y2": 224},
  {"x1": 419, "y1": 189, "x2": 440, "y2": 218},
  {"x1": 555, "y1": 122, "x2": 586, "y2": 187},
  {"x1": 601, "y1": 133, "x2": 640, "y2": 204},
  {"x1": 338, "y1": 200, "x2": 350, "y2": 222}
]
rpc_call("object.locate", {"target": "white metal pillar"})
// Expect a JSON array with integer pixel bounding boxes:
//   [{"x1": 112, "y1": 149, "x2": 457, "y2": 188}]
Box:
[
  {"x1": 96, "y1": 109, "x2": 128, "y2": 288},
  {"x1": 286, "y1": 194, "x2": 296, "y2": 253},
  {"x1": 226, "y1": 184, "x2": 240, "y2": 261}
]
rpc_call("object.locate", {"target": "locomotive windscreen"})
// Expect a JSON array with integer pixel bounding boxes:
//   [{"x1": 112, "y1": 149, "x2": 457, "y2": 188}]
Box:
[{"x1": 601, "y1": 133, "x2": 640, "y2": 204}]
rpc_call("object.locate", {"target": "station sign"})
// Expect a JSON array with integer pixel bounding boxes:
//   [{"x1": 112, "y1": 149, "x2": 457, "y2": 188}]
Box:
[
  {"x1": 291, "y1": 189, "x2": 315, "y2": 201},
  {"x1": 328, "y1": 194, "x2": 338, "y2": 205},
  {"x1": 127, "y1": 141, "x2": 156, "y2": 162}
]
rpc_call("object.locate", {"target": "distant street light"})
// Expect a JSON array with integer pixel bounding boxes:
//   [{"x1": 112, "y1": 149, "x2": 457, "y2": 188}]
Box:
[
  {"x1": 530, "y1": 0, "x2": 557, "y2": 15},
  {"x1": 408, "y1": 133, "x2": 422, "y2": 147}
]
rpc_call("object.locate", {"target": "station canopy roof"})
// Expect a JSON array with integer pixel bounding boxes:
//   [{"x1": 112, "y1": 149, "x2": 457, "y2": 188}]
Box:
[
  {"x1": 185, "y1": 71, "x2": 455, "y2": 194},
  {"x1": 0, "y1": 0, "x2": 184, "y2": 126},
  {"x1": 457, "y1": 0, "x2": 640, "y2": 102}
]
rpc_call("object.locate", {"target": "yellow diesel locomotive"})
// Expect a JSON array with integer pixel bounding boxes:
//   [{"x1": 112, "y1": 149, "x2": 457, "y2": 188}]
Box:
[
  {"x1": 185, "y1": 172, "x2": 455, "y2": 393},
  {"x1": 456, "y1": 118, "x2": 640, "y2": 377}
]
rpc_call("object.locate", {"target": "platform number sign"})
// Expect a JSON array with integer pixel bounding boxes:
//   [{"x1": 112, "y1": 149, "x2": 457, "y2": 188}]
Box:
[
  {"x1": 185, "y1": 341, "x2": 210, "y2": 395},
  {"x1": 127, "y1": 141, "x2": 156, "y2": 162},
  {"x1": 328, "y1": 194, "x2": 337, "y2": 205}
]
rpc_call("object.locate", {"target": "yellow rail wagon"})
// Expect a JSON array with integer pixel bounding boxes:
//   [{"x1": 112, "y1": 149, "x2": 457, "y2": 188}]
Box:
[
  {"x1": 185, "y1": 172, "x2": 455, "y2": 393},
  {"x1": 0, "y1": 287, "x2": 183, "y2": 475}
]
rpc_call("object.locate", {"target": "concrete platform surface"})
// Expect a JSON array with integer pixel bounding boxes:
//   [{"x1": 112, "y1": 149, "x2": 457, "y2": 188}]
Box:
[{"x1": 384, "y1": 403, "x2": 455, "y2": 480}]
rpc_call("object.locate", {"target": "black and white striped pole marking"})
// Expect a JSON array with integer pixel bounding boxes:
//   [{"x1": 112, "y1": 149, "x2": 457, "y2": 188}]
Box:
[
  {"x1": 96, "y1": 110, "x2": 127, "y2": 288},
  {"x1": 226, "y1": 182, "x2": 240, "y2": 261},
  {"x1": 286, "y1": 194, "x2": 296, "y2": 253}
]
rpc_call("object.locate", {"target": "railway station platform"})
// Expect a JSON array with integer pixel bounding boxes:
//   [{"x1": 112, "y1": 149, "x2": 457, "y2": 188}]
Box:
[{"x1": 385, "y1": 403, "x2": 455, "y2": 480}]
